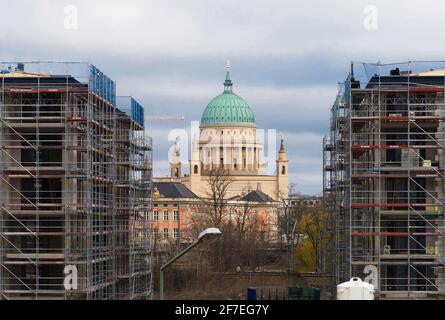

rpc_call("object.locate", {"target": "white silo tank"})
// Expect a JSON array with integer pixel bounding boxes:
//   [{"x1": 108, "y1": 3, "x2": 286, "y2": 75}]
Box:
[{"x1": 337, "y1": 277, "x2": 375, "y2": 300}]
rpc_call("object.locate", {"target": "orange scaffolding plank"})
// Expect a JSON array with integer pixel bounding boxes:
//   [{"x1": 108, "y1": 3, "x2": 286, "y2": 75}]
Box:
[
  {"x1": 352, "y1": 145, "x2": 442, "y2": 149},
  {"x1": 67, "y1": 116, "x2": 87, "y2": 121},
  {"x1": 352, "y1": 116, "x2": 444, "y2": 121},
  {"x1": 3, "y1": 174, "x2": 65, "y2": 178},
  {"x1": 352, "y1": 173, "x2": 439, "y2": 179},
  {"x1": 2, "y1": 87, "x2": 86, "y2": 94},
  {"x1": 352, "y1": 232, "x2": 437, "y2": 236},
  {"x1": 409, "y1": 87, "x2": 444, "y2": 93},
  {"x1": 352, "y1": 203, "x2": 437, "y2": 207}
]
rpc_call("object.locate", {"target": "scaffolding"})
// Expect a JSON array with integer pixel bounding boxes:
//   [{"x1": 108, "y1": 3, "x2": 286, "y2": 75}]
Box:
[
  {"x1": 323, "y1": 61, "x2": 445, "y2": 299},
  {"x1": 0, "y1": 62, "x2": 153, "y2": 300}
]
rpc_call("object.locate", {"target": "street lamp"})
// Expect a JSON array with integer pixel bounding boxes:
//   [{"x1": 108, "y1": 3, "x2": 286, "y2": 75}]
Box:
[{"x1": 159, "y1": 227, "x2": 222, "y2": 300}]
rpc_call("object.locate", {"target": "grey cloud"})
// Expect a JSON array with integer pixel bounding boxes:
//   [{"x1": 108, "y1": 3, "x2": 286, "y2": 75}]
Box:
[{"x1": 3, "y1": 0, "x2": 442, "y2": 194}]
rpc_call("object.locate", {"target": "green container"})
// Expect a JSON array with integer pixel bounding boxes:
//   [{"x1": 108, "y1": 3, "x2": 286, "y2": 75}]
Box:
[{"x1": 286, "y1": 286, "x2": 320, "y2": 300}]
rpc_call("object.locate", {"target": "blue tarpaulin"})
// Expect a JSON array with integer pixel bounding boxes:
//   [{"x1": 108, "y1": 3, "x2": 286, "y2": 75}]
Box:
[
  {"x1": 89, "y1": 65, "x2": 116, "y2": 106},
  {"x1": 116, "y1": 96, "x2": 145, "y2": 127}
]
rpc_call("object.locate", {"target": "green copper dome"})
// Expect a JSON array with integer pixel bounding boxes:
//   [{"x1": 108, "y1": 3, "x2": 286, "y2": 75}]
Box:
[{"x1": 201, "y1": 69, "x2": 255, "y2": 126}]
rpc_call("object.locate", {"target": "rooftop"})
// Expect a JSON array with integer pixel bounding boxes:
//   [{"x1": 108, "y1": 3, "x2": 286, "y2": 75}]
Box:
[
  {"x1": 153, "y1": 182, "x2": 198, "y2": 199},
  {"x1": 238, "y1": 190, "x2": 274, "y2": 202}
]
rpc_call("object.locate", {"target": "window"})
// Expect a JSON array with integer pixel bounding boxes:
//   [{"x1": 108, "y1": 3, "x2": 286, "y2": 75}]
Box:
[
  {"x1": 386, "y1": 134, "x2": 405, "y2": 163},
  {"x1": 173, "y1": 210, "x2": 179, "y2": 221},
  {"x1": 163, "y1": 211, "x2": 169, "y2": 221},
  {"x1": 153, "y1": 211, "x2": 158, "y2": 221},
  {"x1": 281, "y1": 166, "x2": 286, "y2": 175},
  {"x1": 173, "y1": 228, "x2": 179, "y2": 239},
  {"x1": 194, "y1": 165, "x2": 198, "y2": 174},
  {"x1": 153, "y1": 228, "x2": 159, "y2": 238},
  {"x1": 163, "y1": 228, "x2": 169, "y2": 238}
]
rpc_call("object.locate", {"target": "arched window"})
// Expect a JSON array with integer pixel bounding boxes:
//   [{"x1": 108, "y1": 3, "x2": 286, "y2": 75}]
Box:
[
  {"x1": 281, "y1": 166, "x2": 286, "y2": 175},
  {"x1": 194, "y1": 165, "x2": 198, "y2": 174},
  {"x1": 175, "y1": 168, "x2": 179, "y2": 177}
]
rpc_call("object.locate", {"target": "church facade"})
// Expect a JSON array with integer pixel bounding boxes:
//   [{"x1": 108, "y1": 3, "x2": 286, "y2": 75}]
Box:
[{"x1": 166, "y1": 65, "x2": 289, "y2": 201}]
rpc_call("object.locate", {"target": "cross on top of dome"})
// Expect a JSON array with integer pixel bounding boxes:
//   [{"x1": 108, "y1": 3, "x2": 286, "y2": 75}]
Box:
[{"x1": 224, "y1": 60, "x2": 233, "y2": 92}]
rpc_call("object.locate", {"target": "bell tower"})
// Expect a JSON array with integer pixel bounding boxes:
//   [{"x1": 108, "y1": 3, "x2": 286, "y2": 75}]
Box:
[
  {"x1": 188, "y1": 137, "x2": 201, "y2": 190},
  {"x1": 276, "y1": 137, "x2": 289, "y2": 198},
  {"x1": 170, "y1": 137, "x2": 182, "y2": 179},
  {"x1": 190, "y1": 137, "x2": 201, "y2": 176}
]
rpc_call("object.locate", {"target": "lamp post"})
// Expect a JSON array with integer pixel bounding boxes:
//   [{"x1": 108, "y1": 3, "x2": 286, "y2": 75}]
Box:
[{"x1": 159, "y1": 227, "x2": 222, "y2": 300}]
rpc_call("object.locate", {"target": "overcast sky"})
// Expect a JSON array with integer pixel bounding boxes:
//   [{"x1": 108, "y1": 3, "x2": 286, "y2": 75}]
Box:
[{"x1": 2, "y1": 0, "x2": 445, "y2": 194}]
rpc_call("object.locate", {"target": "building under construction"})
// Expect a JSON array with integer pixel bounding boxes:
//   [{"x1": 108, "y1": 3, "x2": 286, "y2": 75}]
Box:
[
  {"x1": 0, "y1": 62, "x2": 153, "y2": 300},
  {"x1": 323, "y1": 61, "x2": 445, "y2": 299}
]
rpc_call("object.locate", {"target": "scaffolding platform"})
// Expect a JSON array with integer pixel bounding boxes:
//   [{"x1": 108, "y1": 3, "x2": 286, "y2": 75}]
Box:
[
  {"x1": 323, "y1": 61, "x2": 445, "y2": 299},
  {"x1": 0, "y1": 62, "x2": 154, "y2": 300}
]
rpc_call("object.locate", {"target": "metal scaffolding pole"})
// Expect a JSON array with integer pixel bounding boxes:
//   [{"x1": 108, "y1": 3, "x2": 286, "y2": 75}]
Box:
[
  {"x1": 0, "y1": 61, "x2": 153, "y2": 300},
  {"x1": 324, "y1": 61, "x2": 445, "y2": 300}
]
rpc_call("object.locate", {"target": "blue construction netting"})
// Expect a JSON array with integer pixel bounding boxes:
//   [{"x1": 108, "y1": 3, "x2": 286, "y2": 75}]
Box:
[
  {"x1": 131, "y1": 98, "x2": 144, "y2": 127},
  {"x1": 116, "y1": 96, "x2": 145, "y2": 127},
  {"x1": 89, "y1": 64, "x2": 116, "y2": 106}
]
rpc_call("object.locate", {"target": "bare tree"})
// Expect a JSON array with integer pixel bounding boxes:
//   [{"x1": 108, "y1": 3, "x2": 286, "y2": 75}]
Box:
[
  {"x1": 202, "y1": 169, "x2": 233, "y2": 228},
  {"x1": 185, "y1": 199, "x2": 210, "y2": 239},
  {"x1": 233, "y1": 187, "x2": 254, "y2": 245},
  {"x1": 225, "y1": 187, "x2": 271, "y2": 271},
  {"x1": 231, "y1": 187, "x2": 257, "y2": 268},
  {"x1": 277, "y1": 183, "x2": 304, "y2": 272},
  {"x1": 180, "y1": 169, "x2": 234, "y2": 271}
]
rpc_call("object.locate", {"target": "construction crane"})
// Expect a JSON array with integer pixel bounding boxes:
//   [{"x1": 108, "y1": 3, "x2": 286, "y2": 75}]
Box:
[{"x1": 146, "y1": 116, "x2": 185, "y2": 121}]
